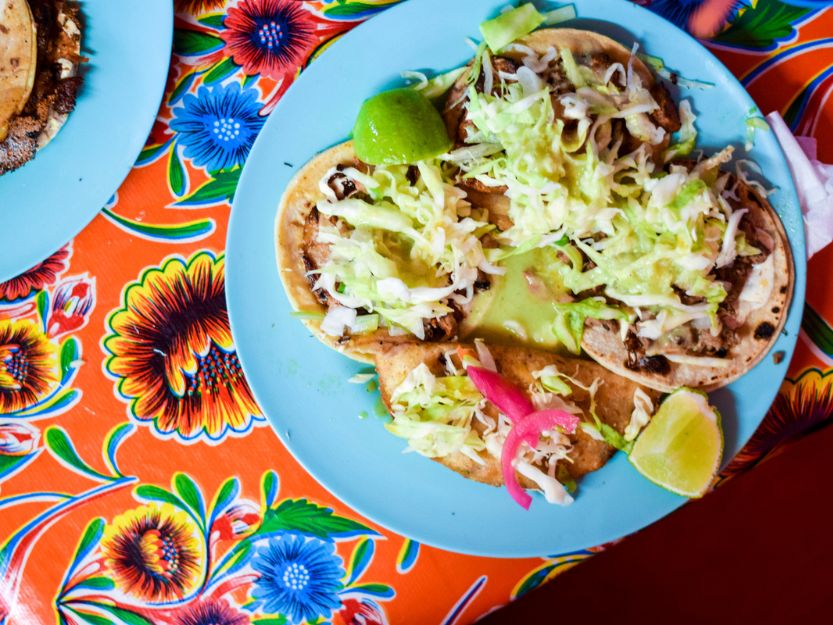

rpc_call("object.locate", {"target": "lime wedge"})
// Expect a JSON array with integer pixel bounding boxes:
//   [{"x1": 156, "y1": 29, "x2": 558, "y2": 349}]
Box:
[
  {"x1": 629, "y1": 388, "x2": 723, "y2": 498},
  {"x1": 353, "y1": 88, "x2": 452, "y2": 165}
]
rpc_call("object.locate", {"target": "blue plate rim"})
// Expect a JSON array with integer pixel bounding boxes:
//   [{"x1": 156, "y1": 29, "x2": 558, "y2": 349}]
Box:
[
  {"x1": 0, "y1": 0, "x2": 174, "y2": 282},
  {"x1": 227, "y1": 0, "x2": 807, "y2": 557}
]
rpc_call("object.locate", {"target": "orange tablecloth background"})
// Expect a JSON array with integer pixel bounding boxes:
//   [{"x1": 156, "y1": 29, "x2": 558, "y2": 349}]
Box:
[{"x1": 2, "y1": 2, "x2": 832, "y2": 624}]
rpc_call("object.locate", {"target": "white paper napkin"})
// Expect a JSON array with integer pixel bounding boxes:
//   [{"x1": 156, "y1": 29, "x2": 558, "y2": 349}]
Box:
[{"x1": 766, "y1": 112, "x2": 833, "y2": 259}]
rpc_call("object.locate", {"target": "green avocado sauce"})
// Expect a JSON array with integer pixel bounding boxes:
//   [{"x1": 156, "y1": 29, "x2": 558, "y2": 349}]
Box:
[{"x1": 461, "y1": 247, "x2": 568, "y2": 351}]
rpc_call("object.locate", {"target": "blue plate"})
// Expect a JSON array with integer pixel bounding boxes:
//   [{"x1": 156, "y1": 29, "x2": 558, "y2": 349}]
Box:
[
  {"x1": 0, "y1": 0, "x2": 172, "y2": 281},
  {"x1": 227, "y1": 0, "x2": 806, "y2": 557}
]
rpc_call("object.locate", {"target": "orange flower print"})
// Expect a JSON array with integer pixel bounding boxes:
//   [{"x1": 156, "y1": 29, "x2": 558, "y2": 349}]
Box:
[
  {"x1": 0, "y1": 319, "x2": 58, "y2": 414},
  {"x1": 103, "y1": 252, "x2": 262, "y2": 441},
  {"x1": 102, "y1": 504, "x2": 205, "y2": 601}
]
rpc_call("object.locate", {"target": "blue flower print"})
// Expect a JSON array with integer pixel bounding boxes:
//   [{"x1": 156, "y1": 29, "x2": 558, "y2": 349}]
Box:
[
  {"x1": 249, "y1": 533, "x2": 345, "y2": 624},
  {"x1": 170, "y1": 82, "x2": 265, "y2": 172}
]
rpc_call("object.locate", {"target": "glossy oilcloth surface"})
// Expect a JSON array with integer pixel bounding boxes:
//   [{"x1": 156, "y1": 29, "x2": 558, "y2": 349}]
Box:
[{"x1": 1, "y1": 1, "x2": 833, "y2": 624}]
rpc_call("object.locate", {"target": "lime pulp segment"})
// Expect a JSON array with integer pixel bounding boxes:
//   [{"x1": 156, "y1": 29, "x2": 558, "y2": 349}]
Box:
[{"x1": 629, "y1": 388, "x2": 723, "y2": 498}]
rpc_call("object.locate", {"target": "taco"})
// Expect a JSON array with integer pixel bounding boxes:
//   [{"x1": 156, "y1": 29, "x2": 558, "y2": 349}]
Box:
[
  {"x1": 0, "y1": 0, "x2": 37, "y2": 145},
  {"x1": 581, "y1": 173, "x2": 793, "y2": 392},
  {"x1": 442, "y1": 28, "x2": 681, "y2": 222},
  {"x1": 275, "y1": 140, "x2": 498, "y2": 362},
  {"x1": 374, "y1": 341, "x2": 660, "y2": 504},
  {"x1": 433, "y1": 28, "x2": 793, "y2": 392},
  {"x1": 277, "y1": 20, "x2": 793, "y2": 391},
  {"x1": 0, "y1": 0, "x2": 84, "y2": 174}
]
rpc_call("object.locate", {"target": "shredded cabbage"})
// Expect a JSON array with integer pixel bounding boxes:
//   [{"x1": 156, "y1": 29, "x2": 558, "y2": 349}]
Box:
[
  {"x1": 314, "y1": 161, "x2": 494, "y2": 338},
  {"x1": 480, "y1": 3, "x2": 545, "y2": 53},
  {"x1": 515, "y1": 459, "x2": 574, "y2": 505},
  {"x1": 539, "y1": 370, "x2": 631, "y2": 451},
  {"x1": 582, "y1": 420, "x2": 630, "y2": 452},
  {"x1": 320, "y1": 306, "x2": 356, "y2": 337},
  {"x1": 543, "y1": 4, "x2": 577, "y2": 26},
  {"x1": 403, "y1": 67, "x2": 467, "y2": 101},
  {"x1": 744, "y1": 107, "x2": 770, "y2": 151},
  {"x1": 348, "y1": 372, "x2": 375, "y2": 384},
  {"x1": 532, "y1": 365, "x2": 573, "y2": 397},
  {"x1": 625, "y1": 387, "x2": 654, "y2": 441},
  {"x1": 639, "y1": 53, "x2": 716, "y2": 90},
  {"x1": 664, "y1": 100, "x2": 697, "y2": 161},
  {"x1": 386, "y1": 364, "x2": 487, "y2": 458},
  {"x1": 444, "y1": 38, "x2": 751, "y2": 348}
]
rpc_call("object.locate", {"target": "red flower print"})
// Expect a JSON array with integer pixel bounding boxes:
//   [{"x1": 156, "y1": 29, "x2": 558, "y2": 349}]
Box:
[
  {"x1": 0, "y1": 320, "x2": 58, "y2": 414},
  {"x1": 102, "y1": 504, "x2": 205, "y2": 601},
  {"x1": 103, "y1": 252, "x2": 261, "y2": 441},
  {"x1": 221, "y1": 0, "x2": 317, "y2": 79},
  {"x1": 334, "y1": 598, "x2": 389, "y2": 625},
  {"x1": 47, "y1": 276, "x2": 95, "y2": 338},
  {"x1": 0, "y1": 246, "x2": 69, "y2": 302}
]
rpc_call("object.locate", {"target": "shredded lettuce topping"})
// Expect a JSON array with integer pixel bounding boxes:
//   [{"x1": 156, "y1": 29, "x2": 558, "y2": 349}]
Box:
[
  {"x1": 529, "y1": 363, "x2": 632, "y2": 452},
  {"x1": 447, "y1": 42, "x2": 759, "y2": 345},
  {"x1": 312, "y1": 4, "x2": 769, "y2": 361},
  {"x1": 313, "y1": 161, "x2": 497, "y2": 338},
  {"x1": 480, "y1": 4, "x2": 546, "y2": 53},
  {"x1": 744, "y1": 106, "x2": 770, "y2": 151},
  {"x1": 386, "y1": 363, "x2": 487, "y2": 458},
  {"x1": 385, "y1": 356, "x2": 589, "y2": 504},
  {"x1": 403, "y1": 67, "x2": 467, "y2": 101},
  {"x1": 625, "y1": 387, "x2": 654, "y2": 441}
]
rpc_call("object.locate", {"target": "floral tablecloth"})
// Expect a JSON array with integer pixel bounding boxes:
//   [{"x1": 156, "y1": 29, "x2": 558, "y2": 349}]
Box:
[{"x1": 2, "y1": 1, "x2": 832, "y2": 624}]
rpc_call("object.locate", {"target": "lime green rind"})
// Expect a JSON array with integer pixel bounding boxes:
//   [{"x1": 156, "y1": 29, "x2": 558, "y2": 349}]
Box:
[
  {"x1": 353, "y1": 88, "x2": 452, "y2": 165},
  {"x1": 629, "y1": 388, "x2": 724, "y2": 498}
]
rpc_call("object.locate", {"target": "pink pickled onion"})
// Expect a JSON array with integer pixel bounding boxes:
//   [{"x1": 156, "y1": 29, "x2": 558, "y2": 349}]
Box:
[
  {"x1": 467, "y1": 366, "x2": 534, "y2": 422},
  {"x1": 467, "y1": 364, "x2": 580, "y2": 509},
  {"x1": 501, "y1": 410, "x2": 580, "y2": 510}
]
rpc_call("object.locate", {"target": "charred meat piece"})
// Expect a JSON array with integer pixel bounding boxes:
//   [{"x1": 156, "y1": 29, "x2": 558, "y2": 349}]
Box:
[
  {"x1": 715, "y1": 259, "x2": 754, "y2": 331},
  {"x1": 422, "y1": 314, "x2": 458, "y2": 342},
  {"x1": 546, "y1": 61, "x2": 574, "y2": 96},
  {"x1": 624, "y1": 330, "x2": 671, "y2": 374},
  {"x1": 672, "y1": 285, "x2": 705, "y2": 307},
  {"x1": 327, "y1": 169, "x2": 358, "y2": 200},
  {"x1": 326, "y1": 163, "x2": 371, "y2": 201},
  {"x1": 734, "y1": 183, "x2": 775, "y2": 257},
  {"x1": 649, "y1": 83, "x2": 681, "y2": 133},
  {"x1": 301, "y1": 206, "x2": 342, "y2": 307}
]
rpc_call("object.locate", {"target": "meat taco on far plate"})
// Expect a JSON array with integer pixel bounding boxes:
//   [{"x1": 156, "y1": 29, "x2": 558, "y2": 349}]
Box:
[{"x1": 0, "y1": 0, "x2": 84, "y2": 175}]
